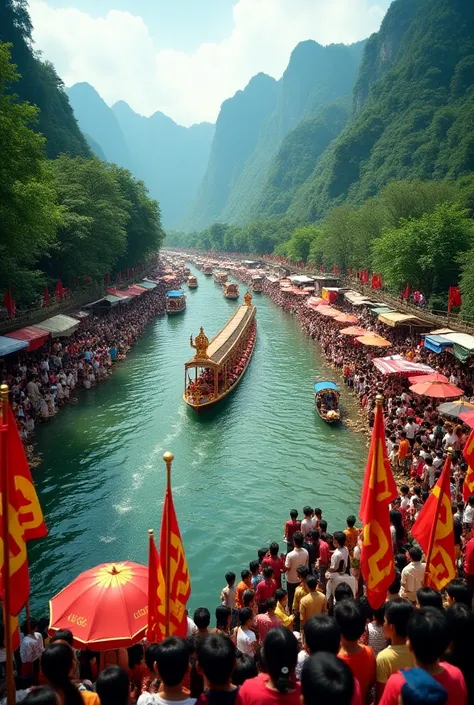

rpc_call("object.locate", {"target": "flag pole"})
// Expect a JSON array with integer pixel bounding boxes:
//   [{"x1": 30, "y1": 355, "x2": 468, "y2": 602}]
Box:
[
  {"x1": 1, "y1": 384, "x2": 15, "y2": 705},
  {"x1": 163, "y1": 451, "x2": 174, "y2": 638},
  {"x1": 423, "y1": 448, "x2": 452, "y2": 587}
]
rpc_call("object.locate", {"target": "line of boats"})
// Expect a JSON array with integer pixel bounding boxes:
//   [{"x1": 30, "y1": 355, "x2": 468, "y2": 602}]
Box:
[{"x1": 164, "y1": 254, "x2": 341, "y2": 422}]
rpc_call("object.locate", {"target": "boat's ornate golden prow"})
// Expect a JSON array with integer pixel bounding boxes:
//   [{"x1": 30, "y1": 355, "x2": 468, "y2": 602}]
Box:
[
  {"x1": 244, "y1": 291, "x2": 252, "y2": 306},
  {"x1": 190, "y1": 327, "x2": 209, "y2": 360}
]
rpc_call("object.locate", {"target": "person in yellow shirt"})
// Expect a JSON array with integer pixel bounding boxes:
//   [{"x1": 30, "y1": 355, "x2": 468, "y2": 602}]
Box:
[
  {"x1": 274, "y1": 588, "x2": 295, "y2": 629},
  {"x1": 375, "y1": 598, "x2": 415, "y2": 703},
  {"x1": 292, "y1": 566, "x2": 310, "y2": 630},
  {"x1": 299, "y1": 575, "x2": 327, "y2": 634}
]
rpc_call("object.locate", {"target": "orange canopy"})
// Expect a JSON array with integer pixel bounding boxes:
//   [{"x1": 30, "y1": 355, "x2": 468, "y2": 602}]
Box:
[
  {"x1": 334, "y1": 314, "x2": 358, "y2": 324},
  {"x1": 317, "y1": 307, "x2": 341, "y2": 317},
  {"x1": 356, "y1": 333, "x2": 391, "y2": 347},
  {"x1": 340, "y1": 326, "x2": 369, "y2": 336}
]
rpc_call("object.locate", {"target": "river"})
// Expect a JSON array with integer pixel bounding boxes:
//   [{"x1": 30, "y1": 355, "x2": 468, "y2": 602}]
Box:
[{"x1": 28, "y1": 266, "x2": 367, "y2": 614}]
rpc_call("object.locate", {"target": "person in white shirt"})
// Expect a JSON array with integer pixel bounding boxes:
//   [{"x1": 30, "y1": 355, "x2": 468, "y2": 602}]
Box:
[
  {"x1": 422, "y1": 457, "x2": 435, "y2": 489},
  {"x1": 399, "y1": 485, "x2": 411, "y2": 511},
  {"x1": 399, "y1": 547, "x2": 426, "y2": 603},
  {"x1": 301, "y1": 506, "x2": 316, "y2": 538},
  {"x1": 325, "y1": 531, "x2": 356, "y2": 602},
  {"x1": 443, "y1": 426, "x2": 457, "y2": 449},
  {"x1": 404, "y1": 417, "x2": 419, "y2": 443},
  {"x1": 235, "y1": 608, "x2": 257, "y2": 655},
  {"x1": 285, "y1": 531, "x2": 309, "y2": 608},
  {"x1": 463, "y1": 496, "x2": 474, "y2": 529}
]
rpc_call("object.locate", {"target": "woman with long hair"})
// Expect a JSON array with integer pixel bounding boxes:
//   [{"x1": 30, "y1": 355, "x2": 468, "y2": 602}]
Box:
[
  {"x1": 41, "y1": 643, "x2": 98, "y2": 705},
  {"x1": 237, "y1": 627, "x2": 300, "y2": 704},
  {"x1": 389, "y1": 510, "x2": 406, "y2": 554}
]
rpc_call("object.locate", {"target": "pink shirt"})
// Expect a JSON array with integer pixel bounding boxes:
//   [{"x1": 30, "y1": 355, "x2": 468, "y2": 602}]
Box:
[
  {"x1": 237, "y1": 677, "x2": 301, "y2": 705},
  {"x1": 318, "y1": 539, "x2": 331, "y2": 564},
  {"x1": 255, "y1": 613, "x2": 282, "y2": 642},
  {"x1": 379, "y1": 663, "x2": 467, "y2": 705}
]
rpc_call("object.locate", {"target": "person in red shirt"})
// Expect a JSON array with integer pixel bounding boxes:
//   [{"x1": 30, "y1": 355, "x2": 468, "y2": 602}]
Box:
[
  {"x1": 263, "y1": 543, "x2": 286, "y2": 588},
  {"x1": 256, "y1": 567, "x2": 277, "y2": 611},
  {"x1": 284, "y1": 509, "x2": 301, "y2": 553},
  {"x1": 463, "y1": 536, "x2": 474, "y2": 591},
  {"x1": 237, "y1": 627, "x2": 300, "y2": 705},
  {"x1": 379, "y1": 607, "x2": 467, "y2": 705},
  {"x1": 335, "y1": 600, "x2": 376, "y2": 702}
]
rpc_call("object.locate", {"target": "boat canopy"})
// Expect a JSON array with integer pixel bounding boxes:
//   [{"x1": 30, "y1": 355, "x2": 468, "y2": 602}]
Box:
[
  {"x1": 0, "y1": 335, "x2": 29, "y2": 357},
  {"x1": 314, "y1": 381, "x2": 341, "y2": 394},
  {"x1": 167, "y1": 290, "x2": 185, "y2": 298},
  {"x1": 36, "y1": 314, "x2": 80, "y2": 338}
]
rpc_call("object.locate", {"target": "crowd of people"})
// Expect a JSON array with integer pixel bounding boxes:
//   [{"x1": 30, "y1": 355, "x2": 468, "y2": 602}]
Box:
[{"x1": 0, "y1": 268, "x2": 182, "y2": 453}]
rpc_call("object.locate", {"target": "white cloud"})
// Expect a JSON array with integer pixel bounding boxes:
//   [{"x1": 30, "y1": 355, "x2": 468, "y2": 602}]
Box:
[{"x1": 29, "y1": 0, "x2": 390, "y2": 126}]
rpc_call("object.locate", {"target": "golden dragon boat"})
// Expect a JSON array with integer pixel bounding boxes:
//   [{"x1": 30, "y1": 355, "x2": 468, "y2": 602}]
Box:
[{"x1": 184, "y1": 291, "x2": 257, "y2": 411}]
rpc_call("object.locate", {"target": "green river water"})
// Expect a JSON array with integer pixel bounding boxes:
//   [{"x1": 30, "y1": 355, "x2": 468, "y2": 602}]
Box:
[{"x1": 28, "y1": 267, "x2": 367, "y2": 615}]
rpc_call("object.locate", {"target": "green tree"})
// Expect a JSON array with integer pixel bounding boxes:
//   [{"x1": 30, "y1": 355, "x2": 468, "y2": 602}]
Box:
[
  {"x1": 48, "y1": 156, "x2": 129, "y2": 283},
  {"x1": 0, "y1": 42, "x2": 60, "y2": 302},
  {"x1": 111, "y1": 166, "x2": 164, "y2": 270},
  {"x1": 372, "y1": 202, "x2": 473, "y2": 299}
]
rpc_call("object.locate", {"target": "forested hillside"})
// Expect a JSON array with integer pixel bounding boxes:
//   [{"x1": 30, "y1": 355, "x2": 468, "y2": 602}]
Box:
[
  {"x1": 0, "y1": 1, "x2": 164, "y2": 305},
  {"x1": 0, "y1": 0, "x2": 90, "y2": 158},
  {"x1": 183, "y1": 40, "x2": 365, "y2": 230},
  {"x1": 67, "y1": 83, "x2": 215, "y2": 228}
]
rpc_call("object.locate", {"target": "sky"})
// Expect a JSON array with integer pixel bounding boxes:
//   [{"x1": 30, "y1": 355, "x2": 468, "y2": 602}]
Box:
[{"x1": 29, "y1": 0, "x2": 392, "y2": 127}]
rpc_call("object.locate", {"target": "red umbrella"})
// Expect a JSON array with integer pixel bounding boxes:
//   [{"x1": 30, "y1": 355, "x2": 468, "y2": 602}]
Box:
[
  {"x1": 459, "y1": 411, "x2": 474, "y2": 428},
  {"x1": 49, "y1": 561, "x2": 149, "y2": 650},
  {"x1": 407, "y1": 372, "x2": 449, "y2": 384},
  {"x1": 409, "y1": 380, "x2": 463, "y2": 398}
]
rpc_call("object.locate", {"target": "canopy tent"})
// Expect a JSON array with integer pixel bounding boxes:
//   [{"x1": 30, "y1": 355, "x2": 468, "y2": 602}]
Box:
[
  {"x1": 166, "y1": 290, "x2": 185, "y2": 298},
  {"x1": 408, "y1": 372, "x2": 448, "y2": 384},
  {"x1": 70, "y1": 310, "x2": 90, "y2": 320},
  {"x1": 289, "y1": 288, "x2": 310, "y2": 296},
  {"x1": 106, "y1": 288, "x2": 132, "y2": 301},
  {"x1": 122, "y1": 285, "x2": 146, "y2": 297},
  {"x1": 438, "y1": 400, "x2": 474, "y2": 419},
  {"x1": 86, "y1": 294, "x2": 125, "y2": 309},
  {"x1": 372, "y1": 355, "x2": 434, "y2": 376},
  {"x1": 289, "y1": 275, "x2": 314, "y2": 286},
  {"x1": 371, "y1": 306, "x2": 395, "y2": 315},
  {"x1": 378, "y1": 312, "x2": 430, "y2": 328},
  {"x1": 344, "y1": 291, "x2": 366, "y2": 304},
  {"x1": 429, "y1": 328, "x2": 455, "y2": 336},
  {"x1": 37, "y1": 314, "x2": 80, "y2": 338},
  {"x1": 334, "y1": 313, "x2": 358, "y2": 324},
  {"x1": 0, "y1": 336, "x2": 28, "y2": 357},
  {"x1": 138, "y1": 280, "x2": 157, "y2": 290},
  {"x1": 314, "y1": 381, "x2": 340, "y2": 394},
  {"x1": 316, "y1": 306, "x2": 341, "y2": 317},
  {"x1": 440, "y1": 333, "x2": 474, "y2": 363},
  {"x1": 424, "y1": 335, "x2": 454, "y2": 354},
  {"x1": 307, "y1": 296, "x2": 328, "y2": 307},
  {"x1": 356, "y1": 333, "x2": 391, "y2": 347},
  {"x1": 5, "y1": 325, "x2": 50, "y2": 351},
  {"x1": 339, "y1": 326, "x2": 369, "y2": 336}
]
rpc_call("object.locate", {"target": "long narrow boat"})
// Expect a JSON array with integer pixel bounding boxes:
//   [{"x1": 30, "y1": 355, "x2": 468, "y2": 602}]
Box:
[
  {"x1": 314, "y1": 381, "x2": 341, "y2": 423},
  {"x1": 223, "y1": 282, "x2": 239, "y2": 300},
  {"x1": 184, "y1": 291, "x2": 257, "y2": 411},
  {"x1": 166, "y1": 290, "x2": 186, "y2": 314}
]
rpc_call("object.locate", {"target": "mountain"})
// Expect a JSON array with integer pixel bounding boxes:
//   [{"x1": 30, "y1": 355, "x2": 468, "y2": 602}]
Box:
[
  {"x1": 284, "y1": 0, "x2": 474, "y2": 222},
  {"x1": 182, "y1": 40, "x2": 365, "y2": 230},
  {"x1": 112, "y1": 101, "x2": 214, "y2": 228},
  {"x1": 67, "y1": 84, "x2": 215, "y2": 227},
  {"x1": 0, "y1": 0, "x2": 90, "y2": 158},
  {"x1": 66, "y1": 83, "x2": 134, "y2": 170}
]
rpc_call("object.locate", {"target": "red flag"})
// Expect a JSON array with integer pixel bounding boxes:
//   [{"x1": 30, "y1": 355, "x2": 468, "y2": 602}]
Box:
[
  {"x1": 371, "y1": 274, "x2": 382, "y2": 289},
  {"x1": 333, "y1": 265, "x2": 340, "y2": 275},
  {"x1": 319, "y1": 265, "x2": 324, "y2": 273},
  {"x1": 463, "y1": 430, "x2": 474, "y2": 502},
  {"x1": 147, "y1": 530, "x2": 166, "y2": 642},
  {"x1": 0, "y1": 406, "x2": 48, "y2": 615},
  {"x1": 43, "y1": 286, "x2": 50, "y2": 306},
  {"x1": 412, "y1": 455, "x2": 456, "y2": 590},
  {"x1": 55, "y1": 280, "x2": 64, "y2": 298},
  {"x1": 159, "y1": 481, "x2": 191, "y2": 637},
  {"x1": 84, "y1": 275, "x2": 91, "y2": 286},
  {"x1": 448, "y1": 286, "x2": 462, "y2": 312},
  {"x1": 3, "y1": 289, "x2": 15, "y2": 319},
  {"x1": 360, "y1": 270, "x2": 369, "y2": 284},
  {"x1": 359, "y1": 397, "x2": 397, "y2": 608}
]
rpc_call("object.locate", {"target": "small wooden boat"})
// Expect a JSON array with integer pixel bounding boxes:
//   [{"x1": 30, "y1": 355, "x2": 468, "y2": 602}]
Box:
[
  {"x1": 251, "y1": 275, "x2": 264, "y2": 293},
  {"x1": 187, "y1": 275, "x2": 198, "y2": 289},
  {"x1": 214, "y1": 271, "x2": 228, "y2": 285},
  {"x1": 314, "y1": 381, "x2": 341, "y2": 423},
  {"x1": 166, "y1": 289, "x2": 186, "y2": 314},
  {"x1": 203, "y1": 265, "x2": 213, "y2": 276},
  {"x1": 184, "y1": 292, "x2": 257, "y2": 411},
  {"x1": 223, "y1": 282, "x2": 239, "y2": 299}
]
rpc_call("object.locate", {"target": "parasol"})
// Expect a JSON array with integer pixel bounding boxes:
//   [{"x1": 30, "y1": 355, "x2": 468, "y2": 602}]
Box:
[
  {"x1": 356, "y1": 333, "x2": 391, "y2": 347},
  {"x1": 49, "y1": 561, "x2": 149, "y2": 650},
  {"x1": 407, "y1": 372, "x2": 449, "y2": 384},
  {"x1": 317, "y1": 307, "x2": 341, "y2": 317},
  {"x1": 437, "y1": 400, "x2": 474, "y2": 419},
  {"x1": 409, "y1": 380, "x2": 463, "y2": 398},
  {"x1": 339, "y1": 326, "x2": 369, "y2": 336},
  {"x1": 459, "y1": 411, "x2": 474, "y2": 428},
  {"x1": 334, "y1": 314, "x2": 358, "y2": 324}
]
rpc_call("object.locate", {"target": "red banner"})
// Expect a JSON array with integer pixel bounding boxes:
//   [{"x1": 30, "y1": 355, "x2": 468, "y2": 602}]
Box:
[
  {"x1": 448, "y1": 286, "x2": 462, "y2": 311},
  {"x1": 463, "y1": 430, "x2": 474, "y2": 502}
]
